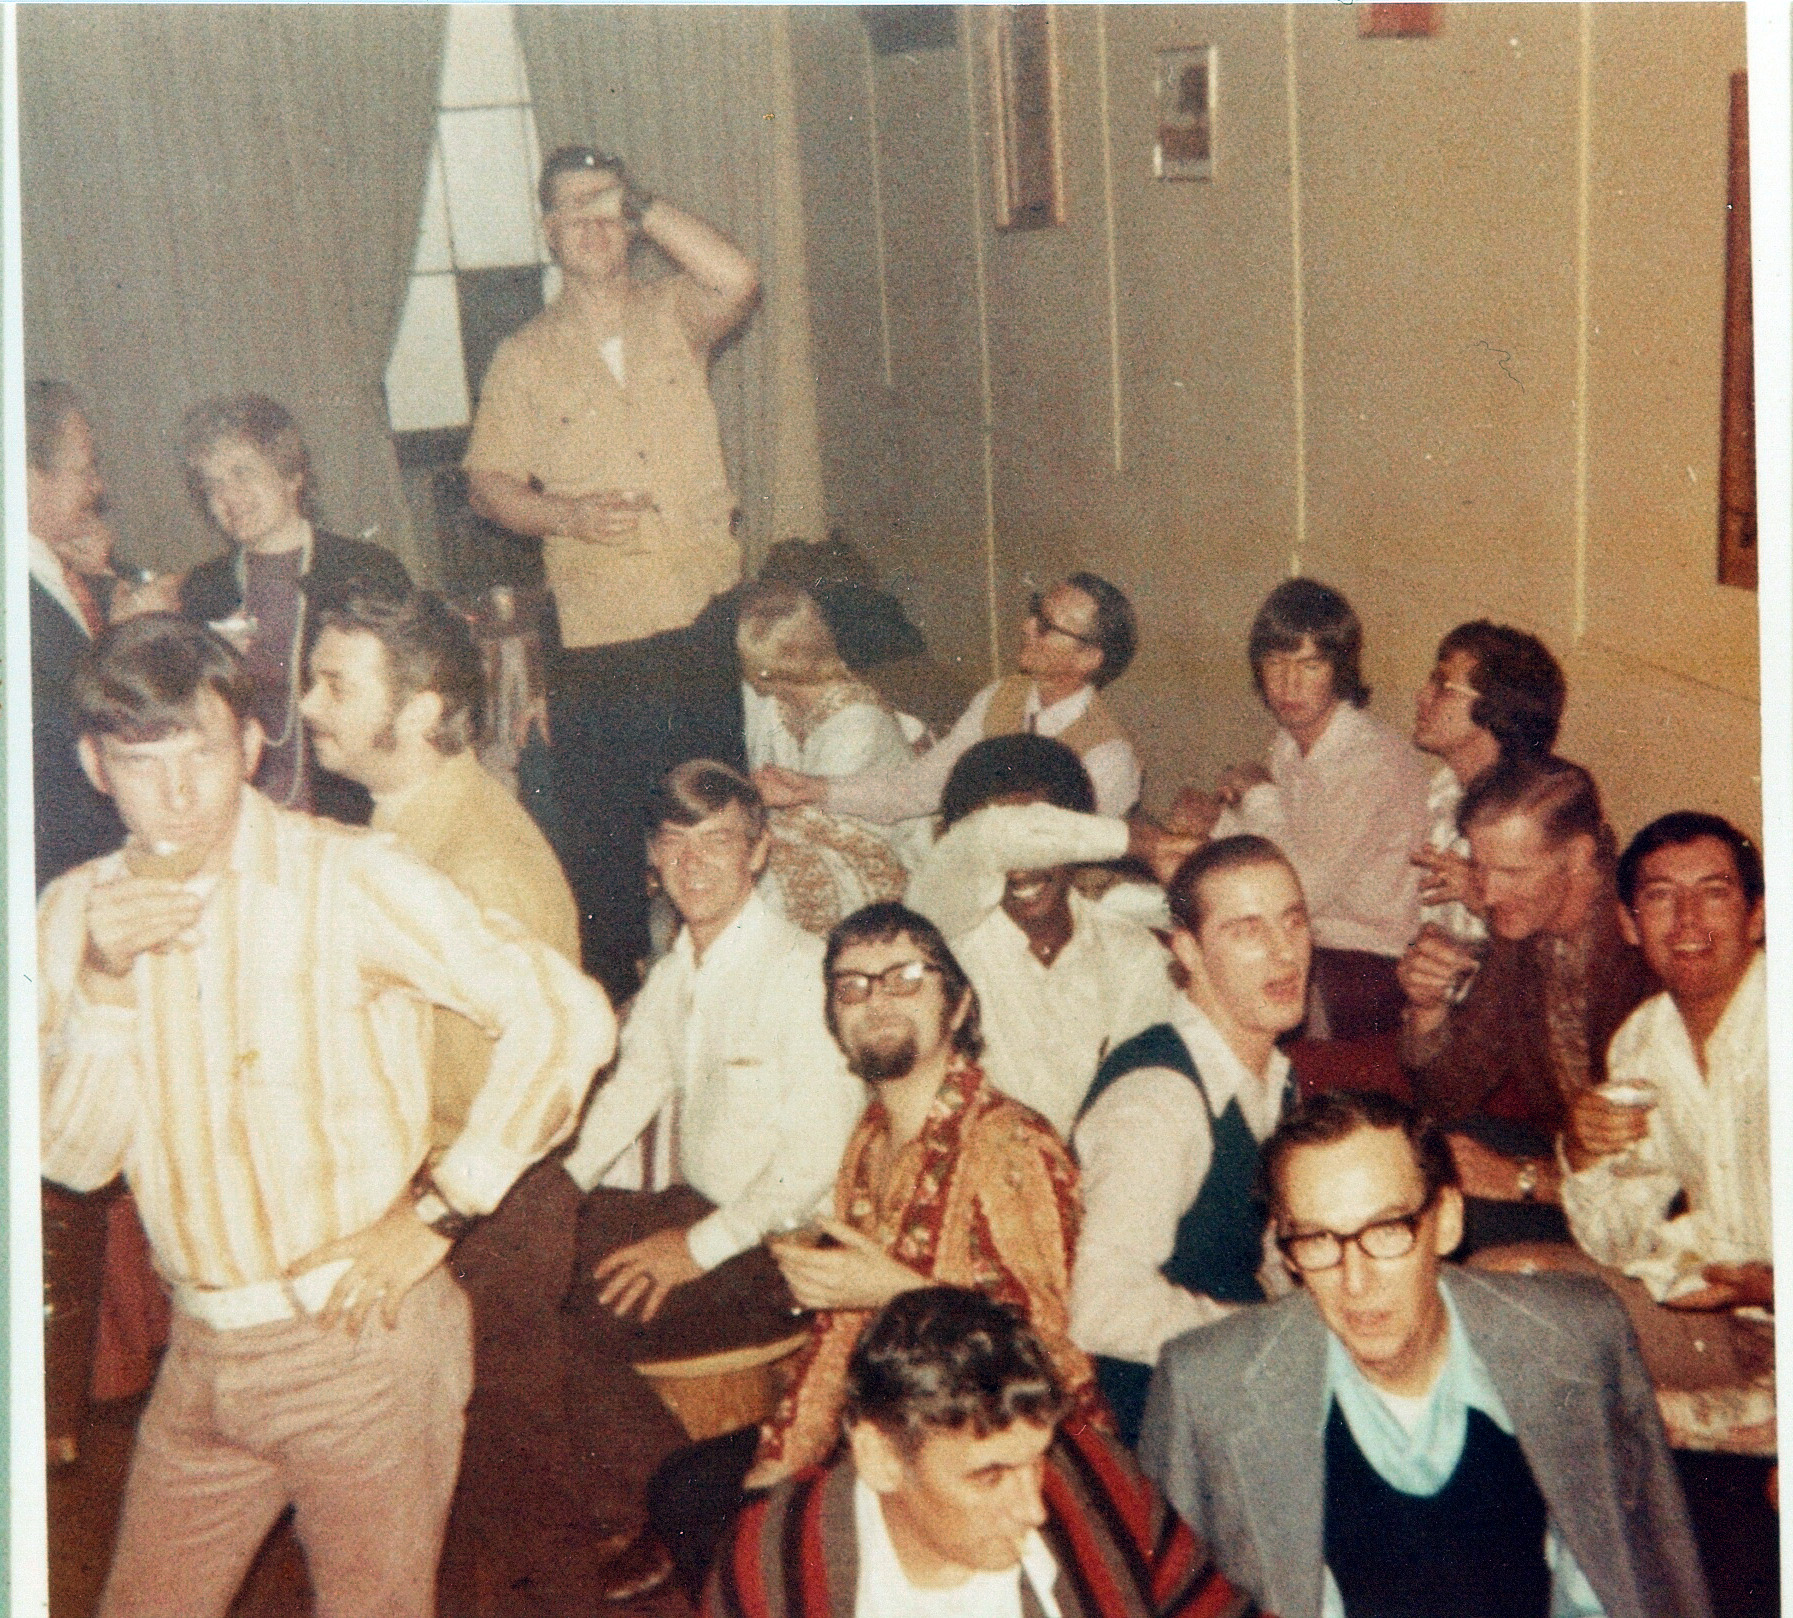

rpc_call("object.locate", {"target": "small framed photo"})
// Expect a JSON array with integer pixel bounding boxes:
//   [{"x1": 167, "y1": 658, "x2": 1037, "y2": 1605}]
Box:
[
  {"x1": 989, "y1": 6, "x2": 1066, "y2": 230},
  {"x1": 1154, "y1": 46, "x2": 1215, "y2": 182}
]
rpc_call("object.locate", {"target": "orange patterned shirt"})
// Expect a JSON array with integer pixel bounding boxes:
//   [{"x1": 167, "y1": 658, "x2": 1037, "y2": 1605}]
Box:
[{"x1": 755, "y1": 1062, "x2": 1105, "y2": 1478}]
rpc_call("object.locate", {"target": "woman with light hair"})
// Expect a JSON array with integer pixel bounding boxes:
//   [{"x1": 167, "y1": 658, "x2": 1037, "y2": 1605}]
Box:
[{"x1": 736, "y1": 582, "x2": 929, "y2": 933}]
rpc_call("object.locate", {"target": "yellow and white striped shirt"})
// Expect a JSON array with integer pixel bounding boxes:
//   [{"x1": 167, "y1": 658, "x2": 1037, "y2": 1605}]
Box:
[{"x1": 38, "y1": 789, "x2": 615, "y2": 1290}]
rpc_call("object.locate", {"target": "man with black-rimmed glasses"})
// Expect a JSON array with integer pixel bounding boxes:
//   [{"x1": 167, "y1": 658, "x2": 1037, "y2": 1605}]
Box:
[{"x1": 1139, "y1": 1089, "x2": 1711, "y2": 1618}]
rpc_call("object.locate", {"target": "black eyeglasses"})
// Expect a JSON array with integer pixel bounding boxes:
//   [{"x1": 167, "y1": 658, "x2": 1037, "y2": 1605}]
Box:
[
  {"x1": 1275, "y1": 1190, "x2": 1438, "y2": 1273},
  {"x1": 1027, "y1": 592, "x2": 1102, "y2": 647},
  {"x1": 828, "y1": 960, "x2": 941, "y2": 1004}
]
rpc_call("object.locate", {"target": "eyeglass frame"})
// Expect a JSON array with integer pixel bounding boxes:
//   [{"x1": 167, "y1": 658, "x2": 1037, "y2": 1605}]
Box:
[
  {"x1": 827, "y1": 959, "x2": 944, "y2": 1005},
  {"x1": 1026, "y1": 591, "x2": 1103, "y2": 648},
  {"x1": 1423, "y1": 670, "x2": 1481, "y2": 702},
  {"x1": 1273, "y1": 1187, "x2": 1440, "y2": 1273}
]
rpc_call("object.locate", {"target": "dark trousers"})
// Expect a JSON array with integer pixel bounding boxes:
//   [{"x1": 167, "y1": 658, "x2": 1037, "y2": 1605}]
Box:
[
  {"x1": 440, "y1": 1161, "x2": 594, "y2": 1618},
  {"x1": 560, "y1": 1188, "x2": 799, "y2": 1538},
  {"x1": 647, "y1": 1426, "x2": 762, "y2": 1601},
  {"x1": 1309, "y1": 947, "x2": 1407, "y2": 1041},
  {"x1": 546, "y1": 598, "x2": 744, "y2": 1001}
]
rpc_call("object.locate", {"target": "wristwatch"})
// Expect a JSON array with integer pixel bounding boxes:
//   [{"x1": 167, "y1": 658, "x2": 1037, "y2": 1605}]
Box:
[
  {"x1": 409, "y1": 1169, "x2": 475, "y2": 1242},
  {"x1": 1514, "y1": 1161, "x2": 1540, "y2": 1202}
]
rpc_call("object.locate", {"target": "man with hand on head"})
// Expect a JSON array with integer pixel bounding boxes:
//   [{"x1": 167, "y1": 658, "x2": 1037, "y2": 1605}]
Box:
[
  {"x1": 37, "y1": 615, "x2": 614, "y2": 1618},
  {"x1": 298, "y1": 587, "x2": 594, "y2": 1609},
  {"x1": 758, "y1": 573, "x2": 1143, "y2": 822},
  {"x1": 708, "y1": 1286, "x2": 1258, "y2": 1618},
  {"x1": 1180, "y1": 579, "x2": 1431, "y2": 1039},
  {"x1": 464, "y1": 144, "x2": 760, "y2": 999},
  {"x1": 1071, "y1": 836, "x2": 1309, "y2": 1444},
  {"x1": 1141, "y1": 1090, "x2": 1711, "y2": 1618},
  {"x1": 554, "y1": 761, "x2": 865, "y2": 1603},
  {"x1": 904, "y1": 734, "x2": 1180, "y2": 1136}
]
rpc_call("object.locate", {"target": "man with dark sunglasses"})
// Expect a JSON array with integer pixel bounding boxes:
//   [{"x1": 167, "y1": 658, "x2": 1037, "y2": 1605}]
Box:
[
  {"x1": 755, "y1": 572, "x2": 1142, "y2": 821},
  {"x1": 1140, "y1": 1089, "x2": 1710, "y2": 1618}
]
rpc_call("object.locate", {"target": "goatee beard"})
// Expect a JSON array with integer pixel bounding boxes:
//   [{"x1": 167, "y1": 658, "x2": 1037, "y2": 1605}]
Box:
[{"x1": 848, "y1": 1031, "x2": 920, "y2": 1082}]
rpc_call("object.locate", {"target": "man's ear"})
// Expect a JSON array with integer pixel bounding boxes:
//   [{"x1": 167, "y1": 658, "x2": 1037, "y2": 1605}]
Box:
[
  {"x1": 77, "y1": 735, "x2": 111, "y2": 799},
  {"x1": 1433, "y1": 1186, "x2": 1466, "y2": 1257},
  {"x1": 1616, "y1": 902, "x2": 1641, "y2": 949},
  {"x1": 395, "y1": 690, "x2": 444, "y2": 749},
  {"x1": 240, "y1": 716, "x2": 266, "y2": 782},
  {"x1": 848, "y1": 1421, "x2": 906, "y2": 1495},
  {"x1": 1169, "y1": 926, "x2": 1206, "y2": 992}
]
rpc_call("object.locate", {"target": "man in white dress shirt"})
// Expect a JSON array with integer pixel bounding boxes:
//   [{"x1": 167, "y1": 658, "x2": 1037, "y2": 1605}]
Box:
[
  {"x1": 1179, "y1": 579, "x2": 1430, "y2": 1039},
  {"x1": 1558, "y1": 813, "x2": 1770, "y2": 1385},
  {"x1": 555, "y1": 760, "x2": 866, "y2": 1601},
  {"x1": 756, "y1": 573, "x2": 1142, "y2": 821},
  {"x1": 904, "y1": 734, "x2": 1177, "y2": 1136},
  {"x1": 1070, "y1": 835, "x2": 1311, "y2": 1443},
  {"x1": 1410, "y1": 621, "x2": 1565, "y2": 946}
]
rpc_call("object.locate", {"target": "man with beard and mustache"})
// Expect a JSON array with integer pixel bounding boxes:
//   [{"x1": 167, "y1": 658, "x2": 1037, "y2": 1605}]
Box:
[{"x1": 645, "y1": 903, "x2": 1105, "y2": 1598}]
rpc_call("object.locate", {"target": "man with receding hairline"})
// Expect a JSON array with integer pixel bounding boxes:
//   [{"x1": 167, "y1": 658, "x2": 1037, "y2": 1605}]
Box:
[{"x1": 1140, "y1": 1090, "x2": 1710, "y2": 1618}]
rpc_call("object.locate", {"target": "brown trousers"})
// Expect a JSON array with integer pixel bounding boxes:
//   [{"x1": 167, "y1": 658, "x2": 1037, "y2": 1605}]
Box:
[
  {"x1": 561, "y1": 1187, "x2": 798, "y2": 1533},
  {"x1": 99, "y1": 1267, "x2": 471, "y2": 1618}
]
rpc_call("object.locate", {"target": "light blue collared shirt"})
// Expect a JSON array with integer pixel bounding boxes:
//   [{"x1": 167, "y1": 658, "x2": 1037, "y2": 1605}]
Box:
[{"x1": 1319, "y1": 1286, "x2": 1606, "y2": 1618}]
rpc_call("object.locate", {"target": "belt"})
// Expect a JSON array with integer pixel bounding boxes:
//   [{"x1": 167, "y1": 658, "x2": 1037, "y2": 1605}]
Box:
[{"x1": 171, "y1": 1258, "x2": 353, "y2": 1331}]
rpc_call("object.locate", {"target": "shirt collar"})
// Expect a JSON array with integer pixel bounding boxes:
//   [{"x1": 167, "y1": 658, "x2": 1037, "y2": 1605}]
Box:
[
  {"x1": 1427, "y1": 764, "x2": 1462, "y2": 819},
  {"x1": 1166, "y1": 995, "x2": 1292, "y2": 1134},
  {"x1": 1692, "y1": 948, "x2": 1766, "y2": 1069},
  {"x1": 853, "y1": 1475, "x2": 1060, "y2": 1618},
  {"x1": 1323, "y1": 1279, "x2": 1513, "y2": 1494},
  {"x1": 674, "y1": 888, "x2": 776, "y2": 976},
  {"x1": 28, "y1": 532, "x2": 89, "y2": 632},
  {"x1": 1026, "y1": 681, "x2": 1094, "y2": 733},
  {"x1": 369, "y1": 747, "x2": 482, "y2": 837}
]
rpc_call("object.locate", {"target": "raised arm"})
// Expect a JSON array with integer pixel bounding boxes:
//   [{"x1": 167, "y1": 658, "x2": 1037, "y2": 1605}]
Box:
[{"x1": 638, "y1": 198, "x2": 760, "y2": 352}]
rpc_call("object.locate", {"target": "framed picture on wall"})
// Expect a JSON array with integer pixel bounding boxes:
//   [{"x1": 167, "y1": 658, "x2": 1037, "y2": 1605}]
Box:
[
  {"x1": 1154, "y1": 45, "x2": 1215, "y2": 181},
  {"x1": 989, "y1": 5, "x2": 1065, "y2": 230}
]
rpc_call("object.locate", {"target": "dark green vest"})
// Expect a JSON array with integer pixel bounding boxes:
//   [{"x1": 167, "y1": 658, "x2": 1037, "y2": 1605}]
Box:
[{"x1": 1078, "y1": 1022, "x2": 1286, "y2": 1443}]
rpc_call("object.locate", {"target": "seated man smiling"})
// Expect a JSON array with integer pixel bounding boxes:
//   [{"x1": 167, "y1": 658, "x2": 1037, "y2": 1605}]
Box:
[{"x1": 708, "y1": 1286, "x2": 1257, "y2": 1618}]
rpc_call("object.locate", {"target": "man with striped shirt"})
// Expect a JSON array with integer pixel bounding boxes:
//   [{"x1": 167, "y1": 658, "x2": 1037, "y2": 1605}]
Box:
[
  {"x1": 37, "y1": 614, "x2": 616, "y2": 1618},
  {"x1": 705, "y1": 1287, "x2": 1255, "y2": 1618}
]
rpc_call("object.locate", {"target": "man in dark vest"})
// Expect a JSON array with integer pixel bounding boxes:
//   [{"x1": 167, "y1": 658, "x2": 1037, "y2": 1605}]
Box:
[
  {"x1": 1140, "y1": 1089, "x2": 1711, "y2": 1618},
  {"x1": 1069, "y1": 834, "x2": 1310, "y2": 1444}
]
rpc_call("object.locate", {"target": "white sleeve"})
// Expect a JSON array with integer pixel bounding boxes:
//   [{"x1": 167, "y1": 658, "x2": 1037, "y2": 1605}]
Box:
[
  {"x1": 1070, "y1": 1068, "x2": 1231, "y2": 1362},
  {"x1": 824, "y1": 685, "x2": 995, "y2": 824},
  {"x1": 1084, "y1": 737, "x2": 1142, "y2": 818},
  {"x1": 561, "y1": 966, "x2": 682, "y2": 1193},
  {"x1": 802, "y1": 702, "x2": 916, "y2": 779},
  {"x1": 684, "y1": 952, "x2": 865, "y2": 1269},
  {"x1": 906, "y1": 803, "x2": 1131, "y2": 942}
]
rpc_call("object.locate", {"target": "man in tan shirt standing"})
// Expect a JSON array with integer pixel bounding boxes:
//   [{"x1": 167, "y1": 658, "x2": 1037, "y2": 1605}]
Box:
[
  {"x1": 464, "y1": 144, "x2": 760, "y2": 999},
  {"x1": 301, "y1": 586, "x2": 602, "y2": 1613}
]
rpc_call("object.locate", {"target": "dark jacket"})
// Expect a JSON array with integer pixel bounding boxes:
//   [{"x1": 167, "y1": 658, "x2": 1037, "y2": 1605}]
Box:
[
  {"x1": 30, "y1": 578, "x2": 122, "y2": 889},
  {"x1": 179, "y1": 530, "x2": 410, "y2": 824},
  {"x1": 1402, "y1": 879, "x2": 1657, "y2": 1144},
  {"x1": 706, "y1": 1416, "x2": 1256, "y2": 1618}
]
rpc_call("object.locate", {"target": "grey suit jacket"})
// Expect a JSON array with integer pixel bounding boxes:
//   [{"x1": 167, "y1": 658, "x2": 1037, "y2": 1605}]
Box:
[{"x1": 1138, "y1": 1267, "x2": 1711, "y2": 1618}]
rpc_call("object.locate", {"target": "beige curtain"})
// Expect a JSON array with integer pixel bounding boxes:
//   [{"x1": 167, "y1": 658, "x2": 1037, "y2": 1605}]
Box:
[
  {"x1": 515, "y1": 4, "x2": 823, "y2": 569},
  {"x1": 19, "y1": 5, "x2": 445, "y2": 578}
]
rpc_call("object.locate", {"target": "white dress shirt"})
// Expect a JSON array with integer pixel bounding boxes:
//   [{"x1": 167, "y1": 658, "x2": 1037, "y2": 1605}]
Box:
[
  {"x1": 826, "y1": 679, "x2": 1141, "y2": 824},
  {"x1": 1418, "y1": 765, "x2": 1488, "y2": 946},
  {"x1": 1070, "y1": 998, "x2": 1291, "y2": 1365},
  {"x1": 1561, "y1": 952, "x2": 1770, "y2": 1301},
  {"x1": 951, "y1": 893, "x2": 1173, "y2": 1138},
  {"x1": 562, "y1": 892, "x2": 865, "y2": 1271},
  {"x1": 854, "y1": 1476, "x2": 1061, "y2": 1618},
  {"x1": 1216, "y1": 702, "x2": 1432, "y2": 956},
  {"x1": 29, "y1": 531, "x2": 92, "y2": 634}
]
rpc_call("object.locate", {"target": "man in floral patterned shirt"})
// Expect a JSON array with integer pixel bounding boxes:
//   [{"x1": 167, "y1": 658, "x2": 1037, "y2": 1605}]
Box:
[{"x1": 647, "y1": 901, "x2": 1105, "y2": 1597}]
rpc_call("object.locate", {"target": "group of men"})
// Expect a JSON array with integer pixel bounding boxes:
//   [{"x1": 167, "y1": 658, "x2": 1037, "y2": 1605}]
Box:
[{"x1": 28, "y1": 135, "x2": 1767, "y2": 1618}]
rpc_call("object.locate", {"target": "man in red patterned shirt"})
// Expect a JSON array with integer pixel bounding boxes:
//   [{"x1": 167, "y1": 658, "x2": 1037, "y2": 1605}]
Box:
[{"x1": 646, "y1": 902, "x2": 1103, "y2": 1597}]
